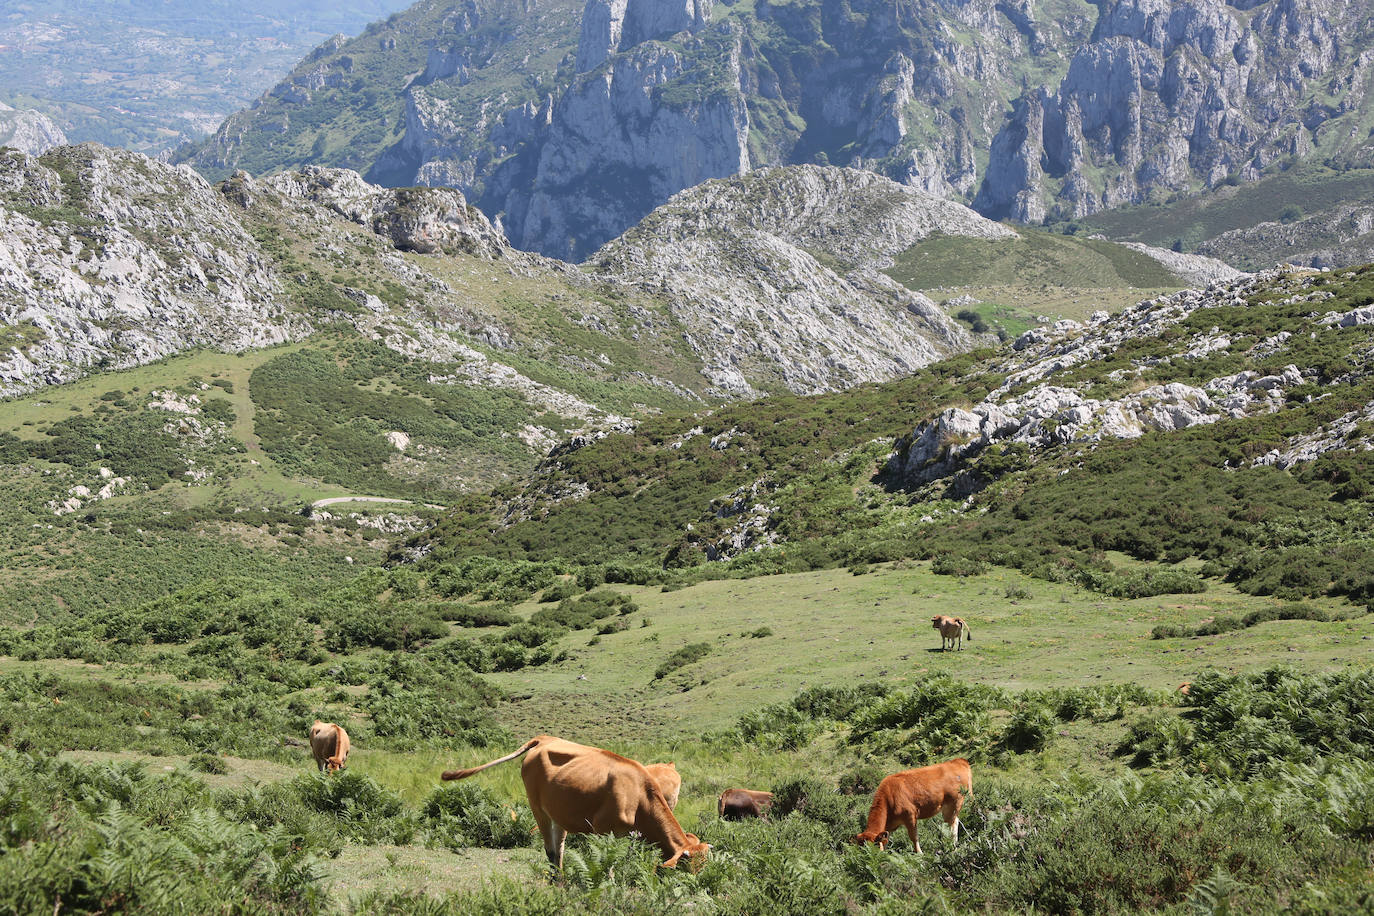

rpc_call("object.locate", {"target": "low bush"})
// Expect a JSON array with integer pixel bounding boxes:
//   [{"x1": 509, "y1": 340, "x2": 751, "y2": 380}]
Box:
[
  {"x1": 422, "y1": 782, "x2": 535, "y2": 849},
  {"x1": 653, "y1": 642, "x2": 712, "y2": 680},
  {"x1": 931, "y1": 554, "x2": 989, "y2": 577},
  {"x1": 1151, "y1": 602, "x2": 1334, "y2": 638}
]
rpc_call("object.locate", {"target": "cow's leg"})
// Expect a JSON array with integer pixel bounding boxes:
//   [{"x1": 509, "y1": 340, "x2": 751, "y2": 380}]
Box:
[
  {"x1": 942, "y1": 797, "x2": 960, "y2": 846},
  {"x1": 548, "y1": 822, "x2": 567, "y2": 869},
  {"x1": 531, "y1": 806, "x2": 562, "y2": 868},
  {"x1": 908, "y1": 818, "x2": 922, "y2": 855}
]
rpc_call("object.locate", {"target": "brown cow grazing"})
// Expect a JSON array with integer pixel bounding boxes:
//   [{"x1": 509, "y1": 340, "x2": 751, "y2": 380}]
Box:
[
  {"x1": 645, "y1": 762, "x2": 681, "y2": 810},
  {"x1": 442, "y1": 736, "x2": 709, "y2": 869},
  {"x1": 1178, "y1": 682, "x2": 1191, "y2": 696},
  {"x1": 853, "y1": 758, "x2": 972, "y2": 853},
  {"x1": 718, "y1": 788, "x2": 774, "y2": 820},
  {"x1": 931, "y1": 615, "x2": 972, "y2": 651},
  {"x1": 309, "y1": 720, "x2": 351, "y2": 773}
]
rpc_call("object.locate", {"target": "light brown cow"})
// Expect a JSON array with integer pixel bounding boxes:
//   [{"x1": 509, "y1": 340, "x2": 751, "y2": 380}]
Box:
[
  {"x1": 645, "y1": 762, "x2": 681, "y2": 810},
  {"x1": 309, "y1": 720, "x2": 350, "y2": 773},
  {"x1": 931, "y1": 615, "x2": 972, "y2": 651},
  {"x1": 853, "y1": 758, "x2": 972, "y2": 853},
  {"x1": 718, "y1": 788, "x2": 774, "y2": 820},
  {"x1": 442, "y1": 736, "x2": 709, "y2": 869}
]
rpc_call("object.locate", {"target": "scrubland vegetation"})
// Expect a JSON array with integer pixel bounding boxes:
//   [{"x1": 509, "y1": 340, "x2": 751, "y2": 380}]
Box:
[{"x1": 1, "y1": 267, "x2": 1372, "y2": 912}]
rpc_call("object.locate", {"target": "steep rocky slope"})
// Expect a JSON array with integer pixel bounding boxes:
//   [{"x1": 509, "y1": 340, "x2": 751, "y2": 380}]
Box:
[
  {"x1": 0, "y1": 145, "x2": 302, "y2": 395},
  {"x1": 183, "y1": 0, "x2": 1374, "y2": 261},
  {"x1": 0, "y1": 103, "x2": 67, "y2": 156},
  {"x1": 586, "y1": 166, "x2": 1001, "y2": 395},
  {"x1": 1, "y1": 150, "x2": 1022, "y2": 407},
  {"x1": 975, "y1": 0, "x2": 1374, "y2": 223}
]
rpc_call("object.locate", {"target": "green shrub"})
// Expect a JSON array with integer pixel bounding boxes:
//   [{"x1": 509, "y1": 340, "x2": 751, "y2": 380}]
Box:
[
  {"x1": 422, "y1": 782, "x2": 535, "y2": 849},
  {"x1": 931, "y1": 554, "x2": 989, "y2": 577},
  {"x1": 999, "y1": 700, "x2": 1058, "y2": 753},
  {"x1": 189, "y1": 753, "x2": 229, "y2": 775},
  {"x1": 653, "y1": 642, "x2": 712, "y2": 680},
  {"x1": 770, "y1": 777, "x2": 861, "y2": 840}
]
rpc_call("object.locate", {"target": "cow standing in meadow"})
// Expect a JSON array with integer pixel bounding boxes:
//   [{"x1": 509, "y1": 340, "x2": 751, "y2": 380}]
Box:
[
  {"x1": 309, "y1": 720, "x2": 350, "y2": 773},
  {"x1": 442, "y1": 736, "x2": 709, "y2": 869},
  {"x1": 931, "y1": 615, "x2": 972, "y2": 651},
  {"x1": 853, "y1": 758, "x2": 972, "y2": 853}
]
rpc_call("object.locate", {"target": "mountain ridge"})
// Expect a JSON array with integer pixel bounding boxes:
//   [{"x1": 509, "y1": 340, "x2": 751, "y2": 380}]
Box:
[{"x1": 181, "y1": 0, "x2": 1374, "y2": 261}]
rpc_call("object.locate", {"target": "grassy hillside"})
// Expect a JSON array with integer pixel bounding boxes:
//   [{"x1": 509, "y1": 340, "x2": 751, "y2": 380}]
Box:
[
  {"x1": 0, "y1": 550, "x2": 1369, "y2": 912},
  {"x1": 408, "y1": 265, "x2": 1374, "y2": 615},
  {"x1": 885, "y1": 225, "x2": 1191, "y2": 332},
  {"x1": 2, "y1": 253, "x2": 1372, "y2": 910},
  {"x1": 1077, "y1": 164, "x2": 1374, "y2": 268}
]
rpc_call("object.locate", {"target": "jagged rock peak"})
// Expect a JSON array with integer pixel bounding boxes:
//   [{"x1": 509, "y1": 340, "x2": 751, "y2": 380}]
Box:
[
  {"x1": 576, "y1": 0, "x2": 712, "y2": 72},
  {"x1": 242, "y1": 166, "x2": 511, "y2": 259}
]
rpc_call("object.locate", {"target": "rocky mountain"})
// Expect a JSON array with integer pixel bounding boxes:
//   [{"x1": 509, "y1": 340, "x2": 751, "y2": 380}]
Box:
[
  {"x1": 410, "y1": 261, "x2": 1374, "y2": 574},
  {"x1": 975, "y1": 0, "x2": 1374, "y2": 223},
  {"x1": 1, "y1": 149, "x2": 1030, "y2": 413},
  {"x1": 182, "y1": 0, "x2": 1374, "y2": 262},
  {"x1": 585, "y1": 166, "x2": 1002, "y2": 395},
  {"x1": 0, "y1": 104, "x2": 67, "y2": 156}
]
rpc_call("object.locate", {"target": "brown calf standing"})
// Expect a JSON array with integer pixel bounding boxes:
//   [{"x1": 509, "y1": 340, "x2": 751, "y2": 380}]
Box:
[{"x1": 853, "y1": 758, "x2": 971, "y2": 853}]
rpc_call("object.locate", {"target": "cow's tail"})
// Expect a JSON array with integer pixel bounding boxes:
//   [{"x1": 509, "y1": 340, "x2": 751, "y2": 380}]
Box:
[
  {"x1": 963, "y1": 621, "x2": 972, "y2": 642},
  {"x1": 442, "y1": 737, "x2": 543, "y2": 781}
]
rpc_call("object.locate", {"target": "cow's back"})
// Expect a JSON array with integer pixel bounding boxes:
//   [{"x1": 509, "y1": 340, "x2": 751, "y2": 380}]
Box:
[
  {"x1": 309, "y1": 721, "x2": 335, "y2": 761},
  {"x1": 882, "y1": 759, "x2": 970, "y2": 816},
  {"x1": 521, "y1": 739, "x2": 651, "y2": 832}
]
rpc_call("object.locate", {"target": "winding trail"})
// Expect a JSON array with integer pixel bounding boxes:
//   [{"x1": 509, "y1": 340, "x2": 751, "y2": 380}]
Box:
[{"x1": 310, "y1": 496, "x2": 446, "y2": 511}]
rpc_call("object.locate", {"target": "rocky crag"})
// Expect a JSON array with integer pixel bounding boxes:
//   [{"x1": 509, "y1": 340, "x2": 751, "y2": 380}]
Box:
[
  {"x1": 0, "y1": 103, "x2": 67, "y2": 156},
  {"x1": 587, "y1": 166, "x2": 1011, "y2": 395},
  {"x1": 183, "y1": 0, "x2": 1374, "y2": 262},
  {"x1": 888, "y1": 267, "x2": 1374, "y2": 493},
  {"x1": 2, "y1": 149, "x2": 1016, "y2": 409},
  {"x1": 0, "y1": 145, "x2": 301, "y2": 396}
]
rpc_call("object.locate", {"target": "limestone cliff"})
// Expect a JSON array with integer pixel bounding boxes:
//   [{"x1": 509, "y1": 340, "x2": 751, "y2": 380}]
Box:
[
  {"x1": 587, "y1": 166, "x2": 1002, "y2": 395},
  {"x1": 0, "y1": 103, "x2": 67, "y2": 156},
  {"x1": 976, "y1": 0, "x2": 1374, "y2": 222},
  {"x1": 181, "y1": 0, "x2": 1374, "y2": 261}
]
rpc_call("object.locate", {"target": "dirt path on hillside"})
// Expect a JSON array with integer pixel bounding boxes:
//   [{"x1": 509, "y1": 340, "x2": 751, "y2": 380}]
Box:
[{"x1": 310, "y1": 496, "x2": 446, "y2": 511}]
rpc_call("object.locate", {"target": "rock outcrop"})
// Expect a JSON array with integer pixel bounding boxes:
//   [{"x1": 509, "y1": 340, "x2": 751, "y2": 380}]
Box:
[
  {"x1": 588, "y1": 166, "x2": 999, "y2": 395},
  {"x1": 576, "y1": 0, "x2": 712, "y2": 72},
  {"x1": 887, "y1": 267, "x2": 1366, "y2": 489},
  {"x1": 0, "y1": 145, "x2": 299, "y2": 397},
  {"x1": 0, "y1": 103, "x2": 67, "y2": 156}
]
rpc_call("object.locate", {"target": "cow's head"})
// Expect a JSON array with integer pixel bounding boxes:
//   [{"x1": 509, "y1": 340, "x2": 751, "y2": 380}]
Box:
[
  {"x1": 852, "y1": 830, "x2": 890, "y2": 848},
  {"x1": 660, "y1": 834, "x2": 710, "y2": 869},
  {"x1": 931, "y1": 616, "x2": 943, "y2": 629},
  {"x1": 325, "y1": 755, "x2": 346, "y2": 773}
]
